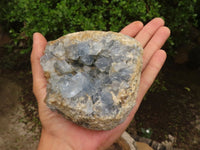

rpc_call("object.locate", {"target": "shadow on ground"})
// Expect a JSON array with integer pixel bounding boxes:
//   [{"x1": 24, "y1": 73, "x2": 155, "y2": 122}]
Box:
[{"x1": 132, "y1": 61, "x2": 200, "y2": 150}]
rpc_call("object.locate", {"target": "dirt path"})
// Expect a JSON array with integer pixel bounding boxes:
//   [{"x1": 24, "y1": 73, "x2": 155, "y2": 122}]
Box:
[{"x1": 0, "y1": 77, "x2": 39, "y2": 150}]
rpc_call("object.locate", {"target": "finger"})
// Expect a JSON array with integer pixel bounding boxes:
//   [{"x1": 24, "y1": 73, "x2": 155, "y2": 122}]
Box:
[
  {"x1": 120, "y1": 21, "x2": 144, "y2": 37},
  {"x1": 109, "y1": 50, "x2": 167, "y2": 137},
  {"x1": 31, "y1": 33, "x2": 47, "y2": 61},
  {"x1": 31, "y1": 33, "x2": 47, "y2": 84},
  {"x1": 142, "y1": 26, "x2": 170, "y2": 70},
  {"x1": 133, "y1": 50, "x2": 167, "y2": 113},
  {"x1": 31, "y1": 32, "x2": 47, "y2": 101},
  {"x1": 135, "y1": 18, "x2": 165, "y2": 47}
]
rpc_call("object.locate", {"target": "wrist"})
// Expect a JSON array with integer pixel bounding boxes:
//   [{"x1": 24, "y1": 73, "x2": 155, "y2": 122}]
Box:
[{"x1": 37, "y1": 129, "x2": 74, "y2": 150}]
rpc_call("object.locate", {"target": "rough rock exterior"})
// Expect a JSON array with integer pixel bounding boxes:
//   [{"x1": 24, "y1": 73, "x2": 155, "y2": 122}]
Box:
[{"x1": 40, "y1": 31, "x2": 143, "y2": 130}]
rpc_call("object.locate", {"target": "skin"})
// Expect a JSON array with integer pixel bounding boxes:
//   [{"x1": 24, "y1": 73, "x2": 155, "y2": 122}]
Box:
[{"x1": 31, "y1": 18, "x2": 170, "y2": 150}]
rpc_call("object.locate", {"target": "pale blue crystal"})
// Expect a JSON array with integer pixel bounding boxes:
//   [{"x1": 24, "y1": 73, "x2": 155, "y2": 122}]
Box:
[
  {"x1": 59, "y1": 72, "x2": 88, "y2": 98},
  {"x1": 52, "y1": 42, "x2": 65, "y2": 58},
  {"x1": 77, "y1": 42, "x2": 90, "y2": 56},
  {"x1": 54, "y1": 60, "x2": 73, "y2": 74},
  {"x1": 95, "y1": 57, "x2": 112, "y2": 72},
  {"x1": 65, "y1": 44, "x2": 79, "y2": 60},
  {"x1": 80, "y1": 55, "x2": 94, "y2": 65},
  {"x1": 100, "y1": 90, "x2": 113, "y2": 106}
]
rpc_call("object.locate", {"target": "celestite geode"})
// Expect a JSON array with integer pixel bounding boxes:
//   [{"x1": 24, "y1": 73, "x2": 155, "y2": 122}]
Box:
[{"x1": 40, "y1": 31, "x2": 143, "y2": 130}]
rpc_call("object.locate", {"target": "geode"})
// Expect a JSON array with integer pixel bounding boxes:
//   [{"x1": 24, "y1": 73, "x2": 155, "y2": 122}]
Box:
[{"x1": 40, "y1": 31, "x2": 143, "y2": 130}]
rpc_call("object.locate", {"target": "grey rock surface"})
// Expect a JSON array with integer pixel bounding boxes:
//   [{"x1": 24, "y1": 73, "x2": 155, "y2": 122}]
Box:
[{"x1": 40, "y1": 31, "x2": 143, "y2": 130}]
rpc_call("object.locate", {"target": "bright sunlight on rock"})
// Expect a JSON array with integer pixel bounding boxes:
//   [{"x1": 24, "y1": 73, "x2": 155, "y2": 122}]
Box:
[{"x1": 40, "y1": 31, "x2": 143, "y2": 130}]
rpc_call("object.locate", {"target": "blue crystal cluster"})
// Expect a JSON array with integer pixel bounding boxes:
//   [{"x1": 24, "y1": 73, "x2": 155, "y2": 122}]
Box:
[{"x1": 40, "y1": 31, "x2": 143, "y2": 130}]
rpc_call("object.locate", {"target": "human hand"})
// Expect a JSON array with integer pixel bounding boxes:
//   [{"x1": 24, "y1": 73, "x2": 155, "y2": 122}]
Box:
[{"x1": 31, "y1": 18, "x2": 170, "y2": 150}]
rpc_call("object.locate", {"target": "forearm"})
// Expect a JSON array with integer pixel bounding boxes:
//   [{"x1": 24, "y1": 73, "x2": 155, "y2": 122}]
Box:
[{"x1": 37, "y1": 129, "x2": 74, "y2": 150}]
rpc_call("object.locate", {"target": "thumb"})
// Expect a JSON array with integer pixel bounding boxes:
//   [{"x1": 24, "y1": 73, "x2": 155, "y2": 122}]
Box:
[
  {"x1": 31, "y1": 32, "x2": 47, "y2": 102},
  {"x1": 31, "y1": 32, "x2": 47, "y2": 62}
]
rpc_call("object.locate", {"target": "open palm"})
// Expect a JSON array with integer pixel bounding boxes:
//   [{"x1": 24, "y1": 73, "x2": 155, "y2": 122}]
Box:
[{"x1": 31, "y1": 18, "x2": 170, "y2": 150}]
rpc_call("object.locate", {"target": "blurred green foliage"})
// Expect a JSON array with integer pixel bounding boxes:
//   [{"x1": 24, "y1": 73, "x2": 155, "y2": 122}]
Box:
[
  {"x1": 1, "y1": 0, "x2": 161, "y2": 39},
  {"x1": 158, "y1": 0, "x2": 198, "y2": 52},
  {"x1": 0, "y1": 0, "x2": 198, "y2": 61}
]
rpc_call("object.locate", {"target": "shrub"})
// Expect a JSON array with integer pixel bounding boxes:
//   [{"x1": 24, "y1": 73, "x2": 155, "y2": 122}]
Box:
[
  {"x1": 0, "y1": 0, "x2": 198, "y2": 58},
  {"x1": 158, "y1": 0, "x2": 198, "y2": 54},
  {"x1": 2, "y1": 0, "x2": 160, "y2": 39}
]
